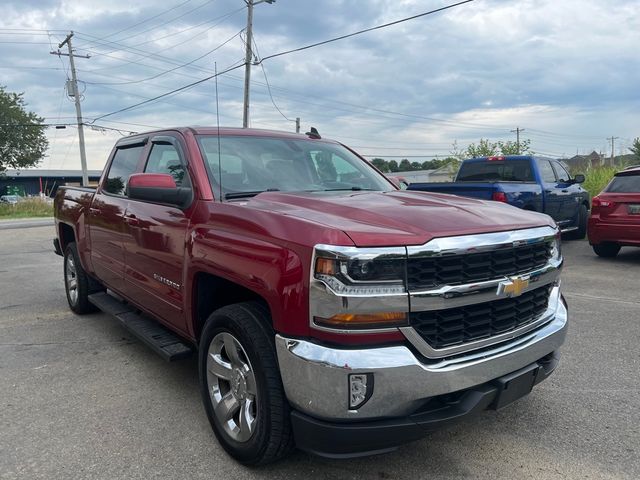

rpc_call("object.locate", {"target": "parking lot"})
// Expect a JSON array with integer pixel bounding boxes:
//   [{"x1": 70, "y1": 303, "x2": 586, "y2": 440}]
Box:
[{"x1": 1, "y1": 224, "x2": 638, "y2": 479}]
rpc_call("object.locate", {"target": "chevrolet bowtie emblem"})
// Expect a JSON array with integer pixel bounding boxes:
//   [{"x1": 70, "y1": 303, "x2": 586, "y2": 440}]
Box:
[{"x1": 497, "y1": 276, "x2": 530, "y2": 297}]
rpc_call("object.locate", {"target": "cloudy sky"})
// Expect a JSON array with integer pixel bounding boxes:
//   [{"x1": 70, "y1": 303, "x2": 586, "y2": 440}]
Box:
[{"x1": 1, "y1": 0, "x2": 639, "y2": 170}]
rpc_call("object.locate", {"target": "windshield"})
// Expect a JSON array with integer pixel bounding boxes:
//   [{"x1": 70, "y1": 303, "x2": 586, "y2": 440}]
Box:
[
  {"x1": 196, "y1": 135, "x2": 393, "y2": 199},
  {"x1": 456, "y1": 159, "x2": 534, "y2": 182},
  {"x1": 606, "y1": 174, "x2": 640, "y2": 193}
]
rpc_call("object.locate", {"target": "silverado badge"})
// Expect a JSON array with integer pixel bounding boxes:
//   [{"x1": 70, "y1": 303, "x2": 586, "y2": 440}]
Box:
[{"x1": 497, "y1": 276, "x2": 530, "y2": 298}]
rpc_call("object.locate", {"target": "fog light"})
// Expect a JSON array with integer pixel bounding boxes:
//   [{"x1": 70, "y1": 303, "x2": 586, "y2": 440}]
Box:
[{"x1": 349, "y1": 373, "x2": 373, "y2": 410}]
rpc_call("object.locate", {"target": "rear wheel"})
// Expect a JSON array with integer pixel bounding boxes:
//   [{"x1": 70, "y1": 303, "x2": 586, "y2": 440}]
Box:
[
  {"x1": 198, "y1": 302, "x2": 294, "y2": 465},
  {"x1": 592, "y1": 242, "x2": 621, "y2": 258},
  {"x1": 63, "y1": 242, "x2": 101, "y2": 314}
]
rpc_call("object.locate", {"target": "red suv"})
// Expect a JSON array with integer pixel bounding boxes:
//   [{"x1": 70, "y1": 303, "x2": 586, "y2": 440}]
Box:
[{"x1": 588, "y1": 166, "x2": 640, "y2": 257}]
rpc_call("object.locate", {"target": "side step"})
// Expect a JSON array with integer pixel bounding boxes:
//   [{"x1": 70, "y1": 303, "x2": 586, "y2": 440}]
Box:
[{"x1": 89, "y1": 292, "x2": 193, "y2": 362}]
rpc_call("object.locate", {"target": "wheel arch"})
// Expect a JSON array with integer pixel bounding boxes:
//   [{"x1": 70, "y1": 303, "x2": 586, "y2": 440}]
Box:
[{"x1": 191, "y1": 272, "x2": 271, "y2": 341}]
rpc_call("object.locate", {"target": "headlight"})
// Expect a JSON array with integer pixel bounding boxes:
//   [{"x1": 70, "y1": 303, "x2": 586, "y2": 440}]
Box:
[
  {"x1": 311, "y1": 245, "x2": 408, "y2": 331},
  {"x1": 550, "y1": 233, "x2": 562, "y2": 262}
]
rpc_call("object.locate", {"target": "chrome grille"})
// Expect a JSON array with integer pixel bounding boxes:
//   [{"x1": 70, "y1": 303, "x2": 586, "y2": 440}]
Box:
[
  {"x1": 407, "y1": 242, "x2": 552, "y2": 290},
  {"x1": 409, "y1": 285, "x2": 552, "y2": 349}
]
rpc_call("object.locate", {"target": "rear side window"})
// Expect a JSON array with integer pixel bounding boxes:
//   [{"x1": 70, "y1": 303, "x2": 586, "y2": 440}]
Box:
[
  {"x1": 103, "y1": 145, "x2": 144, "y2": 195},
  {"x1": 145, "y1": 143, "x2": 190, "y2": 187},
  {"x1": 456, "y1": 160, "x2": 534, "y2": 182},
  {"x1": 606, "y1": 174, "x2": 640, "y2": 193}
]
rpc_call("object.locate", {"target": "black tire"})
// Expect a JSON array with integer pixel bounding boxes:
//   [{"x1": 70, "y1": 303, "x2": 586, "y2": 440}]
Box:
[
  {"x1": 592, "y1": 242, "x2": 621, "y2": 258},
  {"x1": 566, "y1": 204, "x2": 588, "y2": 240},
  {"x1": 63, "y1": 242, "x2": 101, "y2": 314},
  {"x1": 198, "y1": 302, "x2": 294, "y2": 465}
]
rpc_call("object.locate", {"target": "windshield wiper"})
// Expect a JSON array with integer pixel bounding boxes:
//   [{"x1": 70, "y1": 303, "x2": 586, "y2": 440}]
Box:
[{"x1": 224, "y1": 188, "x2": 279, "y2": 200}]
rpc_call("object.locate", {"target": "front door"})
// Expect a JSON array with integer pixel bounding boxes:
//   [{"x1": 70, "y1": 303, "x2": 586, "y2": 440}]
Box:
[
  {"x1": 537, "y1": 159, "x2": 562, "y2": 223},
  {"x1": 122, "y1": 135, "x2": 193, "y2": 334},
  {"x1": 551, "y1": 161, "x2": 581, "y2": 225}
]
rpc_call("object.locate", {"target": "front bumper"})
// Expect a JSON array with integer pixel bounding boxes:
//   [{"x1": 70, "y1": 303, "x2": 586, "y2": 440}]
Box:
[
  {"x1": 290, "y1": 351, "x2": 560, "y2": 458},
  {"x1": 276, "y1": 294, "x2": 567, "y2": 420}
]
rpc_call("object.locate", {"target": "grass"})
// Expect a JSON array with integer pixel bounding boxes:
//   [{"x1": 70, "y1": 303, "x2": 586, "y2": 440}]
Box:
[
  {"x1": 582, "y1": 166, "x2": 618, "y2": 198},
  {"x1": 0, "y1": 198, "x2": 53, "y2": 219}
]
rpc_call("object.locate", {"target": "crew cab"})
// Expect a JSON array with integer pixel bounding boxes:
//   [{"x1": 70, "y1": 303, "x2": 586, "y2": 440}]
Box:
[
  {"x1": 54, "y1": 128, "x2": 568, "y2": 464},
  {"x1": 408, "y1": 156, "x2": 590, "y2": 238}
]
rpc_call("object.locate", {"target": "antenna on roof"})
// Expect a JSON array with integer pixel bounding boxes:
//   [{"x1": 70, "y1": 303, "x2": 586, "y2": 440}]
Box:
[
  {"x1": 305, "y1": 127, "x2": 321, "y2": 139},
  {"x1": 215, "y1": 62, "x2": 223, "y2": 202}
]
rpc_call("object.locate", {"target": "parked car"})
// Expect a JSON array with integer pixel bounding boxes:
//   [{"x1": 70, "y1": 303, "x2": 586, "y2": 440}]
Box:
[
  {"x1": 588, "y1": 166, "x2": 640, "y2": 257},
  {"x1": 0, "y1": 195, "x2": 21, "y2": 205},
  {"x1": 54, "y1": 128, "x2": 568, "y2": 464},
  {"x1": 408, "y1": 155, "x2": 590, "y2": 238}
]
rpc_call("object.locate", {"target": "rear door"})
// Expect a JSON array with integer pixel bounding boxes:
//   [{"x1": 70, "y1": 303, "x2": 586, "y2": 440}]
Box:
[
  {"x1": 88, "y1": 140, "x2": 147, "y2": 293},
  {"x1": 121, "y1": 135, "x2": 193, "y2": 333},
  {"x1": 536, "y1": 159, "x2": 562, "y2": 222}
]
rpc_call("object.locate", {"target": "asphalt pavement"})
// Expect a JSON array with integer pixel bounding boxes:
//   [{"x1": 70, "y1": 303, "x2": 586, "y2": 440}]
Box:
[{"x1": 0, "y1": 226, "x2": 638, "y2": 479}]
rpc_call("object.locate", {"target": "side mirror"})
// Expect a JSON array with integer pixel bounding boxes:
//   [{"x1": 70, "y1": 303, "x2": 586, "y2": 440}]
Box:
[
  {"x1": 573, "y1": 174, "x2": 585, "y2": 184},
  {"x1": 127, "y1": 173, "x2": 192, "y2": 208}
]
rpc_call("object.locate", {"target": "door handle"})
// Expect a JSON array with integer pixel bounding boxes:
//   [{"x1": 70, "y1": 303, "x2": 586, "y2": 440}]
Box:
[
  {"x1": 89, "y1": 207, "x2": 100, "y2": 214},
  {"x1": 124, "y1": 214, "x2": 139, "y2": 227},
  {"x1": 562, "y1": 189, "x2": 568, "y2": 193}
]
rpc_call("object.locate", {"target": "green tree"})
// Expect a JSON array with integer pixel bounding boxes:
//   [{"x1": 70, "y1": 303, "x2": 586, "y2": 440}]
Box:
[
  {"x1": 465, "y1": 138, "x2": 499, "y2": 158},
  {"x1": 630, "y1": 137, "x2": 640, "y2": 160},
  {"x1": 497, "y1": 139, "x2": 532, "y2": 155},
  {"x1": 398, "y1": 159, "x2": 412, "y2": 171},
  {"x1": 388, "y1": 160, "x2": 399, "y2": 172},
  {"x1": 370, "y1": 157, "x2": 389, "y2": 172},
  {"x1": 0, "y1": 86, "x2": 48, "y2": 173}
]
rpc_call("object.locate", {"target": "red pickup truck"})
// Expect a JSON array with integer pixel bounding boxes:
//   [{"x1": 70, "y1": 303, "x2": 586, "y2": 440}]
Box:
[{"x1": 54, "y1": 127, "x2": 568, "y2": 464}]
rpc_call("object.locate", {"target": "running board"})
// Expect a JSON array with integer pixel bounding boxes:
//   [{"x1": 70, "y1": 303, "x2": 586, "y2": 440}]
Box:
[{"x1": 89, "y1": 292, "x2": 193, "y2": 362}]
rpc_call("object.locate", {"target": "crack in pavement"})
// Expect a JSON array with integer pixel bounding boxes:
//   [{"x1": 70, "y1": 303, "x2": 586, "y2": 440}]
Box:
[{"x1": 563, "y1": 291, "x2": 640, "y2": 306}]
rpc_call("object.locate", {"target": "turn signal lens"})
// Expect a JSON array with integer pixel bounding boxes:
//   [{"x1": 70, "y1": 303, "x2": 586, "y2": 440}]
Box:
[
  {"x1": 315, "y1": 257, "x2": 337, "y2": 275},
  {"x1": 314, "y1": 312, "x2": 407, "y2": 330}
]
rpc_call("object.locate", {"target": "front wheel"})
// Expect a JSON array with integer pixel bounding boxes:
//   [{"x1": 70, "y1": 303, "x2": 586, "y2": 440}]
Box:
[
  {"x1": 592, "y1": 242, "x2": 620, "y2": 258},
  {"x1": 566, "y1": 204, "x2": 588, "y2": 240},
  {"x1": 198, "y1": 302, "x2": 293, "y2": 465}
]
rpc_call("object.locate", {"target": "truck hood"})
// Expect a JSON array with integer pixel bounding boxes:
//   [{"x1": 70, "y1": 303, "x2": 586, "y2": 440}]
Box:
[{"x1": 245, "y1": 190, "x2": 555, "y2": 247}]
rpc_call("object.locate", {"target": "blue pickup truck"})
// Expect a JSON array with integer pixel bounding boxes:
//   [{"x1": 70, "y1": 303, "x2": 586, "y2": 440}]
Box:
[{"x1": 408, "y1": 155, "x2": 590, "y2": 238}]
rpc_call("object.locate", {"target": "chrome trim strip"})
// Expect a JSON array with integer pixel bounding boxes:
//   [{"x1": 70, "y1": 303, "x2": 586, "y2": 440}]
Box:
[
  {"x1": 402, "y1": 284, "x2": 562, "y2": 359},
  {"x1": 409, "y1": 259, "x2": 561, "y2": 311},
  {"x1": 406, "y1": 225, "x2": 558, "y2": 258}
]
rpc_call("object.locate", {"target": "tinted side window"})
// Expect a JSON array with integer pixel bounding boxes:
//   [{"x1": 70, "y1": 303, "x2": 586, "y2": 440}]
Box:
[
  {"x1": 145, "y1": 143, "x2": 190, "y2": 187},
  {"x1": 538, "y1": 160, "x2": 557, "y2": 183},
  {"x1": 104, "y1": 145, "x2": 144, "y2": 195},
  {"x1": 553, "y1": 162, "x2": 571, "y2": 183}
]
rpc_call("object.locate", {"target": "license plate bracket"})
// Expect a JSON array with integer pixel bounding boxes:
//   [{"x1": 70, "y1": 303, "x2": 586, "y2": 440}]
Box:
[{"x1": 491, "y1": 363, "x2": 539, "y2": 410}]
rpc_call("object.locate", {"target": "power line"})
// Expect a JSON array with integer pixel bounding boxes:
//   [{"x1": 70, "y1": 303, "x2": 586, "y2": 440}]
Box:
[
  {"x1": 100, "y1": 0, "x2": 194, "y2": 40},
  {"x1": 83, "y1": 30, "x2": 242, "y2": 86},
  {"x1": 258, "y1": 0, "x2": 475, "y2": 64},
  {"x1": 252, "y1": 36, "x2": 292, "y2": 123},
  {"x1": 90, "y1": 62, "x2": 246, "y2": 122}
]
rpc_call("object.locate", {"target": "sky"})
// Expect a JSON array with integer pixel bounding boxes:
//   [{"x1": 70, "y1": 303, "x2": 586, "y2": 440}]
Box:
[{"x1": 1, "y1": 0, "x2": 639, "y2": 171}]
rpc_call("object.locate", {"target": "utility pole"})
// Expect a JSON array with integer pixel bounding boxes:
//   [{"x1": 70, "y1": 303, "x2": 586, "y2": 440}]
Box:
[
  {"x1": 511, "y1": 127, "x2": 525, "y2": 154},
  {"x1": 295, "y1": 117, "x2": 300, "y2": 133},
  {"x1": 51, "y1": 32, "x2": 90, "y2": 186},
  {"x1": 608, "y1": 136, "x2": 619, "y2": 166},
  {"x1": 242, "y1": 0, "x2": 275, "y2": 128}
]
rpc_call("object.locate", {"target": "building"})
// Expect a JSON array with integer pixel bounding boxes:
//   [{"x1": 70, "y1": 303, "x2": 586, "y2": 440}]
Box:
[{"x1": 0, "y1": 169, "x2": 102, "y2": 197}]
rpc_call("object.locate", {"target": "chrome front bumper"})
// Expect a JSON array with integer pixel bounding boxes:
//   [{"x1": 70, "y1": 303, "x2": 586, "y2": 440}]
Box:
[{"x1": 276, "y1": 292, "x2": 567, "y2": 420}]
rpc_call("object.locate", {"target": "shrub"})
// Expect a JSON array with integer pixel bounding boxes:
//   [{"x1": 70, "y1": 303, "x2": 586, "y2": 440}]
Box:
[
  {"x1": 0, "y1": 197, "x2": 53, "y2": 219},
  {"x1": 582, "y1": 166, "x2": 618, "y2": 198}
]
